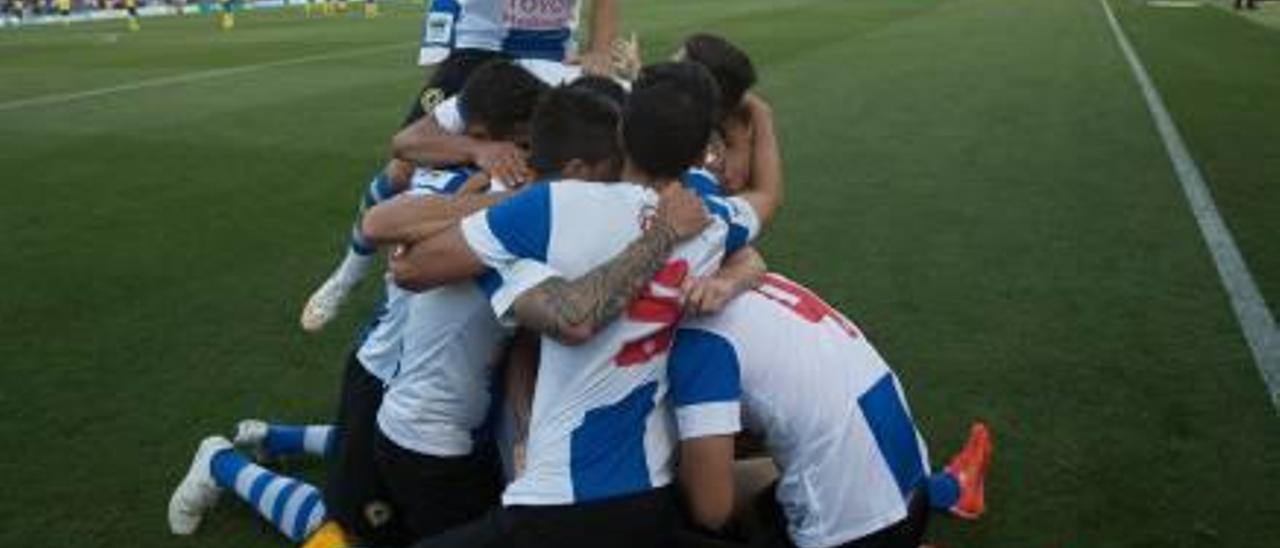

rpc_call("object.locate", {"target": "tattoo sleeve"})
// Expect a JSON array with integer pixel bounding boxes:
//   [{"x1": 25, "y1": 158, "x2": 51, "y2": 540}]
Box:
[{"x1": 513, "y1": 219, "x2": 681, "y2": 344}]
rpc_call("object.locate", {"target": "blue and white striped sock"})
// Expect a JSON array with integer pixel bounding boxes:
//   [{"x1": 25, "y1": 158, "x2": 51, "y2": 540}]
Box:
[
  {"x1": 263, "y1": 424, "x2": 336, "y2": 459},
  {"x1": 209, "y1": 449, "x2": 327, "y2": 543},
  {"x1": 333, "y1": 170, "x2": 403, "y2": 287},
  {"x1": 349, "y1": 170, "x2": 401, "y2": 257}
]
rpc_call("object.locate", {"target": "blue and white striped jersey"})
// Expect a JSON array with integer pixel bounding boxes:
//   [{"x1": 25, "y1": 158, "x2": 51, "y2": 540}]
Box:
[
  {"x1": 355, "y1": 167, "x2": 478, "y2": 383},
  {"x1": 670, "y1": 274, "x2": 932, "y2": 548},
  {"x1": 458, "y1": 177, "x2": 760, "y2": 506},
  {"x1": 420, "y1": 0, "x2": 583, "y2": 66}
]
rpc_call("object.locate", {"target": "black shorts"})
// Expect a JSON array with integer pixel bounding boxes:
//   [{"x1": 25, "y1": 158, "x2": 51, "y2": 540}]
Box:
[
  {"x1": 324, "y1": 352, "x2": 401, "y2": 544},
  {"x1": 374, "y1": 429, "x2": 503, "y2": 539},
  {"x1": 412, "y1": 487, "x2": 680, "y2": 548},
  {"x1": 400, "y1": 48, "x2": 509, "y2": 128},
  {"x1": 752, "y1": 483, "x2": 929, "y2": 548}
]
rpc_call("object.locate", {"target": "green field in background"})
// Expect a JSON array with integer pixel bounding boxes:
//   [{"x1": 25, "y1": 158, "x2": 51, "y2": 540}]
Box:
[{"x1": 2, "y1": 1, "x2": 1278, "y2": 546}]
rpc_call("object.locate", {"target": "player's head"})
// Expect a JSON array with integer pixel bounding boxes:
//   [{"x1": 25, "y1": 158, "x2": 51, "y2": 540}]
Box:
[
  {"x1": 529, "y1": 85, "x2": 624, "y2": 181},
  {"x1": 566, "y1": 75, "x2": 629, "y2": 113},
  {"x1": 459, "y1": 59, "x2": 550, "y2": 148},
  {"x1": 622, "y1": 61, "x2": 720, "y2": 181},
  {"x1": 676, "y1": 33, "x2": 756, "y2": 123}
]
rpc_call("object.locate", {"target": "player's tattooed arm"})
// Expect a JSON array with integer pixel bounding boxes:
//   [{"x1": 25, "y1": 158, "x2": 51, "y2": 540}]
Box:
[
  {"x1": 682, "y1": 246, "x2": 766, "y2": 316},
  {"x1": 512, "y1": 185, "x2": 710, "y2": 346},
  {"x1": 362, "y1": 191, "x2": 512, "y2": 246}
]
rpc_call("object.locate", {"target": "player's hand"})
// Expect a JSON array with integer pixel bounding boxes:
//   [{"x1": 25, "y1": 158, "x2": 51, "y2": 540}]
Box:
[
  {"x1": 457, "y1": 171, "x2": 492, "y2": 195},
  {"x1": 611, "y1": 33, "x2": 642, "y2": 81},
  {"x1": 569, "y1": 47, "x2": 614, "y2": 77},
  {"x1": 654, "y1": 184, "x2": 710, "y2": 241},
  {"x1": 473, "y1": 141, "x2": 534, "y2": 186},
  {"x1": 680, "y1": 276, "x2": 739, "y2": 316}
]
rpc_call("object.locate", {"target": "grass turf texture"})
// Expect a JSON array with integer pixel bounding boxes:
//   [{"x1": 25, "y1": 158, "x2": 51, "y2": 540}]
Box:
[{"x1": 1, "y1": 0, "x2": 1278, "y2": 545}]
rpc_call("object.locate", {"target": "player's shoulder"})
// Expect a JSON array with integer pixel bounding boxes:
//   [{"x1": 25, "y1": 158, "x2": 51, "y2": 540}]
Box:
[
  {"x1": 682, "y1": 168, "x2": 724, "y2": 198},
  {"x1": 515, "y1": 59, "x2": 582, "y2": 86}
]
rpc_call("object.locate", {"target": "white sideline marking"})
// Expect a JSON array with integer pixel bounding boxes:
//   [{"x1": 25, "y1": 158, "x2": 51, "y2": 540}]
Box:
[
  {"x1": 0, "y1": 42, "x2": 410, "y2": 113},
  {"x1": 1101, "y1": 0, "x2": 1280, "y2": 411}
]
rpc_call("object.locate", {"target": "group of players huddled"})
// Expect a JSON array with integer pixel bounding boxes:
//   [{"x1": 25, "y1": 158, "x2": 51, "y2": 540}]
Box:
[{"x1": 167, "y1": 2, "x2": 993, "y2": 548}]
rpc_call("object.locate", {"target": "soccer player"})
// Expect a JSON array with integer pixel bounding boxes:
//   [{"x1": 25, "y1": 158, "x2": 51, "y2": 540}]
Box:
[
  {"x1": 297, "y1": 0, "x2": 619, "y2": 331},
  {"x1": 364, "y1": 62, "x2": 780, "y2": 548},
  {"x1": 171, "y1": 79, "x2": 636, "y2": 547},
  {"x1": 218, "y1": 0, "x2": 235, "y2": 30},
  {"x1": 56, "y1": 0, "x2": 70, "y2": 26},
  {"x1": 124, "y1": 0, "x2": 140, "y2": 31},
  {"x1": 678, "y1": 34, "x2": 760, "y2": 193},
  {"x1": 167, "y1": 168, "x2": 491, "y2": 547},
  {"x1": 363, "y1": 0, "x2": 375, "y2": 19},
  {"x1": 299, "y1": 60, "x2": 549, "y2": 332},
  {"x1": 668, "y1": 273, "x2": 992, "y2": 548}
]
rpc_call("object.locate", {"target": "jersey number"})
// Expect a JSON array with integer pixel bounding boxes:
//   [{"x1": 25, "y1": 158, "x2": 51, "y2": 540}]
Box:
[
  {"x1": 753, "y1": 274, "x2": 860, "y2": 338},
  {"x1": 614, "y1": 260, "x2": 689, "y2": 366}
]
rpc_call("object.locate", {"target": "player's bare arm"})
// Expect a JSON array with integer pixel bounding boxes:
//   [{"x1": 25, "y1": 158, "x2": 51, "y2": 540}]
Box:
[
  {"x1": 511, "y1": 185, "x2": 710, "y2": 346},
  {"x1": 575, "y1": 0, "x2": 620, "y2": 77},
  {"x1": 678, "y1": 434, "x2": 737, "y2": 532},
  {"x1": 505, "y1": 329, "x2": 540, "y2": 478},
  {"x1": 388, "y1": 224, "x2": 487, "y2": 292},
  {"x1": 682, "y1": 245, "x2": 767, "y2": 316},
  {"x1": 391, "y1": 114, "x2": 527, "y2": 178},
  {"x1": 361, "y1": 191, "x2": 512, "y2": 246},
  {"x1": 736, "y1": 93, "x2": 784, "y2": 226}
]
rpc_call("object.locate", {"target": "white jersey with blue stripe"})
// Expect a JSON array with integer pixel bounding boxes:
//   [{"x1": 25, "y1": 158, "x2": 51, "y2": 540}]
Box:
[
  {"x1": 355, "y1": 167, "x2": 478, "y2": 384},
  {"x1": 458, "y1": 178, "x2": 761, "y2": 506},
  {"x1": 669, "y1": 274, "x2": 931, "y2": 548},
  {"x1": 420, "y1": 0, "x2": 582, "y2": 66}
]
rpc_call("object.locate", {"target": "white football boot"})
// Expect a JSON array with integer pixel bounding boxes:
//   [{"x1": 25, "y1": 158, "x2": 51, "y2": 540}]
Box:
[{"x1": 167, "y1": 436, "x2": 231, "y2": 535}]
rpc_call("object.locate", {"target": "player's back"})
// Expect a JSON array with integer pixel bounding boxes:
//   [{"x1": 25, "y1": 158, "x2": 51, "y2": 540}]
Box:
[
  {"x1": 677, "y1": 274, "x2": 931, "y2": 548},
  {"x1": 423, "y1": 0, "x2": 581, "y2": 62},
  {"x1": 375, "y1": 274, "x2": 506, "y2": 458},
  {"x1": 462, "y1": 179, "x2": 759, "y2": 506}
]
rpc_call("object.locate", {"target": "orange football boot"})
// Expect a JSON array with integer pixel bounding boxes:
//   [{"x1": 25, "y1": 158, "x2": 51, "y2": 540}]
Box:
[{"x1": 943, "y1": 421, "x2": 991, "y2": 520}]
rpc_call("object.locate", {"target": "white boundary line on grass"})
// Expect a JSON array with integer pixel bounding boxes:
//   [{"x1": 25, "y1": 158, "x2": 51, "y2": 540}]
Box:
[
  {"x1": 0, "y1": 41, "x2": 411, "y2": 113},
  {"x1": 1100, "y1": 0, "x2": 1280, "y2": 411}
]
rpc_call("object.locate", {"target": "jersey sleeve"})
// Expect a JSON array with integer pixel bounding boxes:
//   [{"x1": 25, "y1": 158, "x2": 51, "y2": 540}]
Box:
[
  {"x1": 475, "y1": 259, "x2": 561, "y2": 325},
  {"x1": 432, "y1": 96, "x2": 465, "y2": 134},
  {"x1": 684, "y1": 169, "x2": 761, "y2": 256},
  {"x1": 704, "y1": 194, "x2": 762, "y2": 256},
  {"x1": 668, "y1": 328, "x2": 743, "y2": 440},
  {"x1": 459, "y1": 183, "x2": 556, "y2": 319}
]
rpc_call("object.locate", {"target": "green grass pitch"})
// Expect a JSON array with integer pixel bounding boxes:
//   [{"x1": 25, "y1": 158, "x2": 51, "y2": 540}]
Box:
[{"x1": 1, "y1": 0, "x2": 1278, "y2": 545}]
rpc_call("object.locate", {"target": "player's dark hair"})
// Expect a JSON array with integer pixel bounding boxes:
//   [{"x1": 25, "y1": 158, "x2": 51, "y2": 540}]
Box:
[
  {"x1": 459, "y1": 60, "x2": 550, "y2": 140},
  {"x1": 682, "y1": 33, "x2": 756, "y2": 121},
  {"x1": 529, "y1": 86, "x2": 623, "y2": 177},
  {"x1": 566, "y1": 75, "x2": 629, "y2": 112},
  {"x1": 622, "y1": 62, "x2": 720, "y2": 180}
]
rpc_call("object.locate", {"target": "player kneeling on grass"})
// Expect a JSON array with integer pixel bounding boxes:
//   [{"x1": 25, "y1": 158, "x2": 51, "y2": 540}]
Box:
[
  {"x1": 168, "y1": 78, "x2": 636, "y2": 548},
  {"x1": 371, "y1": 62, "x2": 778, "y2": 548},
  {"x1": 300, "y1": 60, "x2": 549, "y2": 332},
  {"x1": 167, "y1": 168, "x2": 507, "y2": 548},
  {"x1": 669, "y1": 270, "x2": 991, "y2": 548}
]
